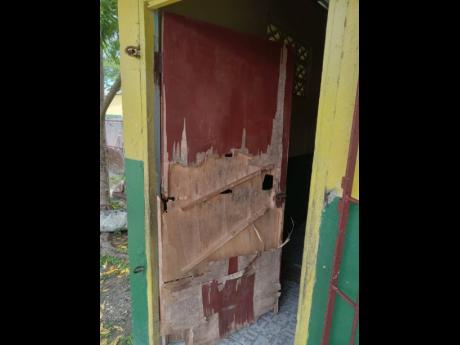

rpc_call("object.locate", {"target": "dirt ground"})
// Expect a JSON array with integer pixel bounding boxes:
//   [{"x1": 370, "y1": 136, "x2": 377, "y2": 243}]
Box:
[{"x1": 100, "y1": 231, "x2": 132, "y2": 345}]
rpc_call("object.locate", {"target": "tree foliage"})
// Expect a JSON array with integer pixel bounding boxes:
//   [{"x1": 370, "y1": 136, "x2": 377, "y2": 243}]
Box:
[
  {"x1": 100, "y1": 0, "x2": 121, "y2": 210},
  {"x1": 100, "y1": 0, "x2": 120, "y2": 65}
]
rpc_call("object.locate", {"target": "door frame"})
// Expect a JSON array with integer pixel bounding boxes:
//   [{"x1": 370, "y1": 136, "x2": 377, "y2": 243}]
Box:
[{"x1": 118, "y1": 1, "x2": 359, "y2": 345}]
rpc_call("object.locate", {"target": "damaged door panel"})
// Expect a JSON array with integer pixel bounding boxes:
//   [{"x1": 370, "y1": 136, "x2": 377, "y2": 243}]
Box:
[{"x1": 159, "y1": 13, "x2": 293, "y2": 344}]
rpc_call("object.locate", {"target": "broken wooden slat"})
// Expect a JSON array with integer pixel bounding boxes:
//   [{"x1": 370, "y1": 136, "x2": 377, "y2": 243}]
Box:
[
  {"x1": 180, "y1": 206, "x2": 269, "y2": 273},
  {"x1": 161, "y1": 249, "x2": 282, "y2": 342},
  {"x1": 180, "y1": 164, "x2": 274, "y2": 211},
  {"x1": 252, "y1": 223, "x2": 264, "y2": 246},
  {"x1": 163, "y1": 161, "x2": 280, "y2": 282},
  {"x1": 184, "y1": 328, "x2": 193, "y2": 345}
]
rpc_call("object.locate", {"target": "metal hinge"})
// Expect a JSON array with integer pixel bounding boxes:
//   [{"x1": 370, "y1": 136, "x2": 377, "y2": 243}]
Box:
[
  {"x1": 160, "y1": 193, "x2": 175, "y2": 212},
  {"x1": 125, "y1": 45, "x2": 141, "y2": 58}
]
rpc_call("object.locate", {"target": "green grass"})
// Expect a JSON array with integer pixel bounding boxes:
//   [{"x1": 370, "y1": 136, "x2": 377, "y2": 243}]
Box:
[
  {"x1": 100, "y1": 255, "x2": 129, "y2": 280},
  {"x1": 110, "y1": 231, "x2": 128, "y2": 253},
  {"x1": 109, "y1": 174, "x2": 125, "y2": 187},
  {"x1": 100, "y1": 255, "x2": 128, "y2": 270},
  {"x1": 119, "y1": 335, "x2": 133, "y2": 345},
  {"x1": 117, "y1": 245, "x2": 128, "y2": 255},
  {"x1": 109, "y1": 199, "x2": 125, "y2": 210},
  {"x1": 100, "y1": 320, "x2": 133, "y2": 344}
]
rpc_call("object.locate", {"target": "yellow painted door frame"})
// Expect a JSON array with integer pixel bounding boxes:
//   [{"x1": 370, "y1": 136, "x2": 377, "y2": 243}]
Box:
[
  {"x1": 119, "y1": 1, "x2": 180, "y2": 344},
  {"x1": 119, "y1": 2, "x2": 187, "y2": 344},
  {"x1": 295, "y1": 0, "x2": 358, "y2": 344},
  {"x1": 118, "y1": 1, "x2": 358, "y2": 344}
]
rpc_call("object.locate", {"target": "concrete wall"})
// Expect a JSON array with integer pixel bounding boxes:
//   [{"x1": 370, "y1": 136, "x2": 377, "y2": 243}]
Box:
[
  {"x1": 272, "y1": 1, "x2": 328, "y2": 157},
  {"x1": 105, "y1": 117, "x2": 124, "y2": 174}
]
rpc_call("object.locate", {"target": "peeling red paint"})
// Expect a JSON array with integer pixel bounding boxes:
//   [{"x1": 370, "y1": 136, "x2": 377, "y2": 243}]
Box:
[
  {"x1": 162, "y1": 13, "x2": 293, "y2": 166},
  {"x1": 201, "y1": 274, "x2": 255, "y2": 337},
  {"x1": 228, "y1": 257, "x2": 238, "y2": 275},
  {"x1": 202, "y1": 280, "x2": 221, "y2": 317},
  {"x1": 162, "y1": 13, "x2": 291, "y2": 339}
]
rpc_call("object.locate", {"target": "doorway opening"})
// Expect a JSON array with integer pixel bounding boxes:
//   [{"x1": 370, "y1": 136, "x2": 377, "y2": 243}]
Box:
[{"x1": 158, "y1": 0, "x2": 328, "y2": 343}]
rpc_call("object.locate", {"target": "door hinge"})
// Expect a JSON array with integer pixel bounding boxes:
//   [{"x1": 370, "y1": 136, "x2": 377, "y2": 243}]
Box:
[
  {"x1": 161, "y1": 193, "x2": 175, "y2": 212},
  {"x1": 125, "y1": 45, "x2": 141, "y2": 58}
]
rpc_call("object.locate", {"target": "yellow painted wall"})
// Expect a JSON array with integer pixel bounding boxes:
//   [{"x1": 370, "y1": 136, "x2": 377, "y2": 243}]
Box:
[
  {"x1": 107, "y1": 93, "x2": 124, "y2": 116},
  {"x1": 352, "y1": 148, "x2": 359, "y2": 199},
  {"x1": 118, "y1": 0, "x2": 143, "y2": 162},
  {"x1": 295, "y1": 0, "x2": 359, "y2": 344},
  {"x1": 321, "y1": 4, "x2": 359, "y2": 195}
]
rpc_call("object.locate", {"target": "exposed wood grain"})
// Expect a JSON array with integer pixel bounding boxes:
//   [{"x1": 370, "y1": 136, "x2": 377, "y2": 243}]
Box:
[
  {"x1": 160, "y1": 249, "x2": 282, "y2": 344},
  {"x1": 181, "y1": 206, "x2": 269, "y2": 274},
  {"x1": 161, "y1": 154, "x2": 280, "y2": 282},
  {"x1": 184, "y1": 328, "x2": 193, "y2": 345},
  {"x1": 158, "y1": 14, "x2": 294, "y2": 344},
  {"x1": 181, "y1": 164, "x2": 274, "y2": 211},
  {"x1": 252, "y1": 223, "x2": 263, "y2": 246}
]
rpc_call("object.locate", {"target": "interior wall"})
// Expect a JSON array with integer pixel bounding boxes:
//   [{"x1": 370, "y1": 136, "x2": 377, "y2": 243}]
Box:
[
  {"x1": 269, "y1": 1, "x2": 328, "y2": 285},
  {"x1": 269, "y1": 0, "x2": 328, "y2": 157},
  {"x1": 166, "y1": 0, "x2": 269, "y2": 36},
  {"x1": 265, "y1": 0, "x2": 327, "y2": 226}
]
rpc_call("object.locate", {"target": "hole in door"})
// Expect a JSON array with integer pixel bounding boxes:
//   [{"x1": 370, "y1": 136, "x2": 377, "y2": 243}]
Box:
[{"x1": 262, "y1": 174, "x2": 273, "y2": 190}]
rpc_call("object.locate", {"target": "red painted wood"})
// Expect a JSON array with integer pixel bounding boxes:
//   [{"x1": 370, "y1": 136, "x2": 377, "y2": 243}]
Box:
[
  {"x1": 228, "y1": 256, "x2": 238, "y2": 275},
  {"x1": 280, "y1": 61, "x2": 294, "y2": 193},
  {"x1": 162, "y1": 13, "x2": 293, "y2": 172},
  {"x1": 162, "y1": 13, "x2": 294, "y2": 339},
  {"x1": 201, "y1": 274, "x2": 255, "y2": 337}
]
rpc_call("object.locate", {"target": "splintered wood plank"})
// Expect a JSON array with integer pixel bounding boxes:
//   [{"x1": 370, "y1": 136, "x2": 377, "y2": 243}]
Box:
[
  {"x1": 181, "y1": 206, "x2": 269, "y2": 274},
  {"x1": 181, "y1": 164, "x2": 274, "y2": 211},
  {"x1": 160, "y1": 249, "x2": 282, "y2": 344},
  {"x1": 161, "y1": 154, "x2": 280, "y2": 282},
  {"x1": 184, "y1": 328, "x2": 193, "y2": 345},
  {"x1": 208, "y1": 207, "x2": 282, "y2": 262},
  {"x1": 162, "y1": 13, "x2": 290, "y2": 165},
  {"x1": 160, "y1": 14, "x2": 294, "y2": 284}
]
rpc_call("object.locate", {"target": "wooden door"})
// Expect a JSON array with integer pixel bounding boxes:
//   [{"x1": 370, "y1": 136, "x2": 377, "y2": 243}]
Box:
[{"x1": 159, "y1": 13, "x2": 294, "y2": 344}]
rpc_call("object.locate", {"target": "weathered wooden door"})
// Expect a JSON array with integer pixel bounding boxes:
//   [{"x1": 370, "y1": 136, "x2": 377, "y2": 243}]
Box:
[{"x1": 159, "y1": 13, "x2": 294, "y2": 344}]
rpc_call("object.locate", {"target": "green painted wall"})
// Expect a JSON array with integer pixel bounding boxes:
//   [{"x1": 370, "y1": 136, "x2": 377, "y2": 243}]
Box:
[
  {"x1": 306, "y1": 197, "x2": 359, "y2": 345},
  {"x1": 125, "y1": 159, "x2": 149, "y2": 345}
]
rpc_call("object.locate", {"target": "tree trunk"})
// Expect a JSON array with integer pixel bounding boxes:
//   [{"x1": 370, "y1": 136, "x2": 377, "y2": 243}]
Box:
[{"x1": 100, "y1": 46, "x2": 111, "y2": 210}]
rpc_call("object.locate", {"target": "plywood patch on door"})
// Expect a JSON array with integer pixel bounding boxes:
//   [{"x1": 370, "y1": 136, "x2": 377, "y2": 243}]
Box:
[
  {"x1": 160, "y1": 249, "x2": 282, "y2": 345},
  {"x1": 160, "y1": 283, "x2": 204, "y2": 334},
  {"x1": 202, "y1": 273, "x2": 255, "y2": 338},
  {"x1": 161, "y1": 153, "x2": 282, "y2": 282}
]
